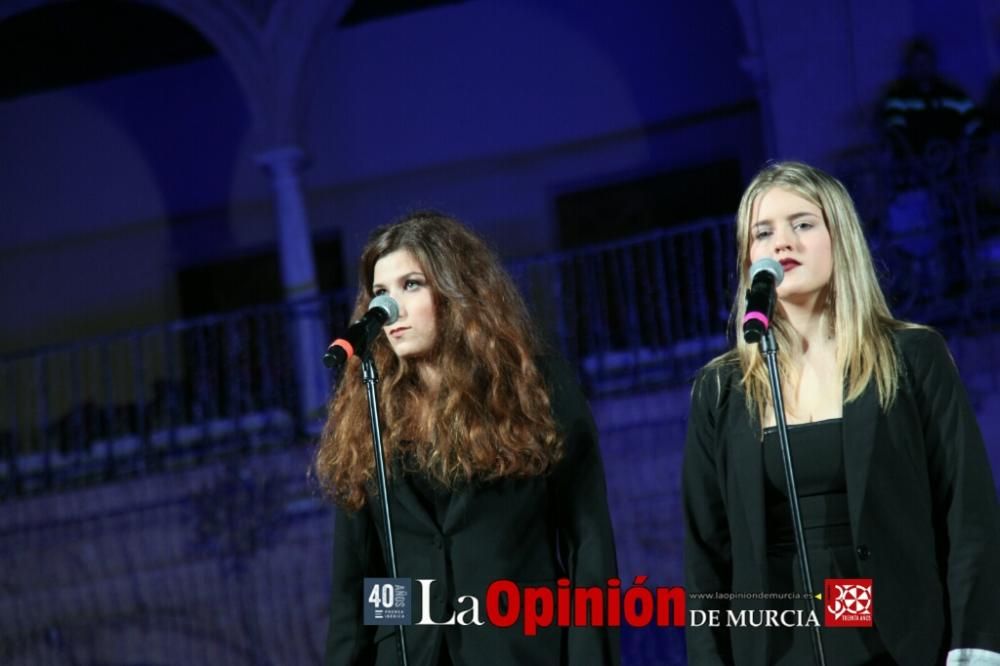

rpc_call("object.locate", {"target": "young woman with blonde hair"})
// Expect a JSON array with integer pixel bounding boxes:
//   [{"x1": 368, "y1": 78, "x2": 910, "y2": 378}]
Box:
[
  {"x1": 316, "y1": 212, "x2": 619, "y2": 666},
  {"x1": 683, "y1": 161, "x2": 999, "y2": 665}
]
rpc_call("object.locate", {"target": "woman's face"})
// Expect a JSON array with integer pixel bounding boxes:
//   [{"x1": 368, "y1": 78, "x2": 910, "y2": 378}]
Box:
[
  {"x1": 372, "y1": 249, "x2": 437, "y2": 359},
  {"x1": 748, "y1": 187, "x2": 833, "y2": 307}
]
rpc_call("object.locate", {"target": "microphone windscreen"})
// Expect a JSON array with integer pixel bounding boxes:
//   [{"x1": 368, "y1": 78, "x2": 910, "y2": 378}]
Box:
[
  {"x1": 749, "y1": 257, "x2": 784, "y2": 285},
  {"x1": 368, "y1": 295, "x2": 400, "y2": 325}
]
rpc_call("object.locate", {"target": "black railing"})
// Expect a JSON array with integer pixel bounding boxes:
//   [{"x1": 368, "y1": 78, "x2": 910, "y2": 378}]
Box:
[
  {"x1": 0, "y1": 295, "x2": 355, "y2": 496},
  {"x1": 4, "y1": 149, "x2": 1000, "y2": 496}
]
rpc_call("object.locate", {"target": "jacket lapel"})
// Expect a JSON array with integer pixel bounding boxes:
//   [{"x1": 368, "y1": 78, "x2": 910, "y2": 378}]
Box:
[
  {"x1": 372, "y1": 469, "x2": 441, "y2": 538},
  {"x1": 842, "y1": 380, "x2": 880, "y2": 543},
  {"x1": 732, "y1": 409, "x2": 768, "y2": 579},
  {"x1": 442, "y1": 487, "x2": 471, "y2": 533}
]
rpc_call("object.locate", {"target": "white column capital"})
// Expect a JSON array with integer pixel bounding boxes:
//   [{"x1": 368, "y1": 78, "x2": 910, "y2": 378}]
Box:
[{"x1": 255, "y1": 145, "x2": 306, "y2": 178}]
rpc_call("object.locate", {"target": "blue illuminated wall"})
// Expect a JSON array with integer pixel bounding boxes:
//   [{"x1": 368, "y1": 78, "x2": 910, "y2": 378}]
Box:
[
  {"x1": 1, "y1": 0, "x2": 999, "y2": 664},
  {"x1": 0, "y1": 0, "x2": 758, "y2": 353}
]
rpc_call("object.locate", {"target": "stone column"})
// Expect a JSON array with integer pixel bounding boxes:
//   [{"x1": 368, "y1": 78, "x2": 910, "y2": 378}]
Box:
[{"x1": 256, "y1": 146, "x2": 327, "y2": 428}]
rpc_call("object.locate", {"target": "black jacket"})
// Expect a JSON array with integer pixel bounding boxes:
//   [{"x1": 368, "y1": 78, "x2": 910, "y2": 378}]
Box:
[
  {"x1": 682, "y1": 328, "x2": 1000, "y2": 665},
  {"x1": 325, "y1": 356, "x2": 620, "y2": 665}
]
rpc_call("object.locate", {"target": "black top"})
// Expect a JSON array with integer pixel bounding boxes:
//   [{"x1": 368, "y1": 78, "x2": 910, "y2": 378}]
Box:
[
  {"x1": 763, "y1": 419, "x2": 851, "y2": 550},
  {"x1": 763, "y1": 419, "x2": 846, "y2": 498}
]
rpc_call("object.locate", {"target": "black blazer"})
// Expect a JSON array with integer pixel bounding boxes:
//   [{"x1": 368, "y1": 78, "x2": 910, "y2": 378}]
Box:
[
  {"x1": 682, "y1": 328, "x2": 1000, "y2": 665},
  {"x1": 325, "y1": 357, "x2": 620, "y2": 666}
]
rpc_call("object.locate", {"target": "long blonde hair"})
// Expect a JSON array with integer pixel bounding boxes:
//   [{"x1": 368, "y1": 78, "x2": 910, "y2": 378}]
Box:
[
  {"x1": 314, "y1": 212, "x2": 562, "y2": 510},
  {"x1": 713, "y1": 161, "x2": 914, "y2": 424}
]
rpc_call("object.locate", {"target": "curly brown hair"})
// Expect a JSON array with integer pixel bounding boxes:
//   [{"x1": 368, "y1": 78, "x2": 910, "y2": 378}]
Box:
[{"x1": 314, "y1": 212, "x2": 563, "y2": 510}]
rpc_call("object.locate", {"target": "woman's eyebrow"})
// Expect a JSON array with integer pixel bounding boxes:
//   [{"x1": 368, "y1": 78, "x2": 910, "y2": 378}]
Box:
[
  {"x1": 754, "y1": 211, "x2": 815, "y2": 226},
  {"x1": 371, "y1": 272, "x2": 425, "y2": 290}
]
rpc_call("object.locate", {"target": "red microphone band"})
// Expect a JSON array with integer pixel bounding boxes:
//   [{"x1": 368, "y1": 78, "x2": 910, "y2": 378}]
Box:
[{"x1": 331, "y1": 338, "x2": 355, "y2": 359}]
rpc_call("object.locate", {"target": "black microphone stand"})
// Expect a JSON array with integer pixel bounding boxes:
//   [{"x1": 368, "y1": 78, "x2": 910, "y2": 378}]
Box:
[
  {"x1": 760, "y1": 330, "x2": 826, "y2": 666},
  {"x1": 361, "y1": 355, "x2": 409, "y2": 666}
]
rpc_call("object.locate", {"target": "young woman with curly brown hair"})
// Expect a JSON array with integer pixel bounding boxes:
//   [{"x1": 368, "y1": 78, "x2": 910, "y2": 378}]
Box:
[{"x1": 316, "y1": 212, "x2": 619, "y2": 666}]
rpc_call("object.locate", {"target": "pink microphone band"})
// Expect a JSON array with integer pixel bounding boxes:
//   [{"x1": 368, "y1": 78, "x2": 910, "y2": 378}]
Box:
[{"x1": 742, "y1": 312, "x2": 770, "y2": 329}]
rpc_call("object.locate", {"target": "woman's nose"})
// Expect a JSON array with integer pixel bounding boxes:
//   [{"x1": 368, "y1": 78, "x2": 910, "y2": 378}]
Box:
[{"x1": 772, "y1": 225, "x2": 794, "y2": 252}]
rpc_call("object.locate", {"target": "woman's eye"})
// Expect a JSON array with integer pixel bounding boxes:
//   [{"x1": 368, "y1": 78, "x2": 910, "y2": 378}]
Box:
[
  {"x1": 373, "y1": 288, "x2": 386, "y2": 296},
  {"x1": 754, "y1": 229, "x2": 772, "y2": 240},
  {"x1": 794, "y1": 222, "x2": 813, "y2": 231},
  {"x1": 404, "y1": 279, "x2": 422, "y2": 290}
]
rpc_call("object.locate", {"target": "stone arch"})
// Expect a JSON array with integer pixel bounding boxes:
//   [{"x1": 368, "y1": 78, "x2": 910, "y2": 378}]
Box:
[
  {"x1": 720, "y1": 0, "x2": 777, "y2": 155},
  {"x1": 0, "y1": 1, "x2": 262, "y2": 132},
  {"x1": 134, "y1": 0, "x2": 270, "y2": 142}
]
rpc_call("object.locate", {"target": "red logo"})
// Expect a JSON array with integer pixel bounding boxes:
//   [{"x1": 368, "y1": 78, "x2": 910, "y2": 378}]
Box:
[{"x1": 824, "y1": 579, "x2": 872, "y2": 627}]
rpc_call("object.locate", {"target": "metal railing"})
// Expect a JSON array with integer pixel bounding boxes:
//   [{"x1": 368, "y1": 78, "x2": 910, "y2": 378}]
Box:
[
  {"x1": 0, "y1": 296, "x2": 356, "y2": 496},
  {"x1": 4, "y1": 146, "x2": 1000, "y2": 496},
  {"x1": 509, "y1": 218, "x2": 737, "y2": 395}
]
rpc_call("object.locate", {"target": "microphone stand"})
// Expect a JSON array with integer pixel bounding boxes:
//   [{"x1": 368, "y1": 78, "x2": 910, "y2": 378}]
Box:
[
  {"x1": 760, "y1": 330, "x2": 826, "y2": 666},
  {"x1": 361, "y1": 355, "x2": 409, "y2": 666}
]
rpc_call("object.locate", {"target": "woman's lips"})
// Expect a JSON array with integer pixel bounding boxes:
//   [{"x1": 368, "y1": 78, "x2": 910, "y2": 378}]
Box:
[
  {"x1": 389, "y1": 326, "x2": 410, "y2": 337},
  {"x1": 779, "y1": 259, "x2": 800, "y2": 272}
]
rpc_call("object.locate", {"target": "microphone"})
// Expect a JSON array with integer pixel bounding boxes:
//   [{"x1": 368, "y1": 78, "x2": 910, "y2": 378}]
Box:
[
  {"x1": 323, "y1": 295, "x2": 400, "y2": 368},
  {"x1": 742, "y1": 258, "x2": 784, "y2": 343}
]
